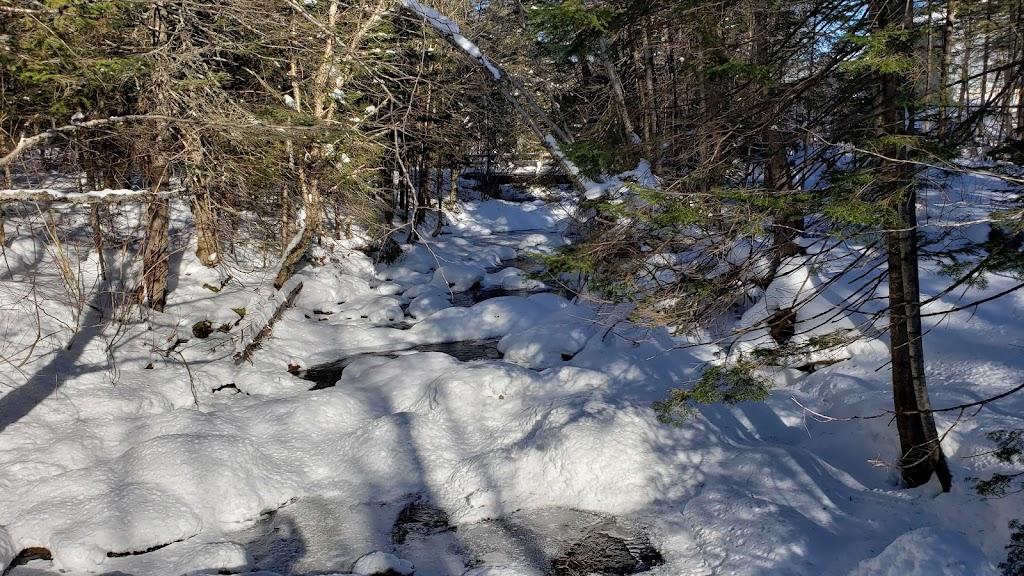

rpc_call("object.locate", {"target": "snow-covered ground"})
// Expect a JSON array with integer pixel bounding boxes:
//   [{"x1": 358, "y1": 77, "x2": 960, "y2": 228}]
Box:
[{"x1": 1, "y1": 176, "x2": 1023, "y2": 575}]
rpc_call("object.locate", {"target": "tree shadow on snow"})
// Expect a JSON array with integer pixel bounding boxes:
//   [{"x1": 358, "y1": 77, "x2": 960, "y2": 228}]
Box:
[{"x1": 0, "y1": 288, "x2": 109, "y2": 434}]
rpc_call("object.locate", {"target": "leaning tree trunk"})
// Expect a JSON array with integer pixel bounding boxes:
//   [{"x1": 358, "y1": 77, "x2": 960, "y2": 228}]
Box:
[
  {"x1": 274, "y1": 163, "x2": 322, "y2": 289},
  {"x1": 873, "y1": 0, "x2": 952, "y2": 491}
]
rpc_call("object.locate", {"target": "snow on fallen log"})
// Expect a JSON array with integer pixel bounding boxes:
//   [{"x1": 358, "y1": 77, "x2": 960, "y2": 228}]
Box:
[
  {"x1": 399, "y1": 0, "x2": 605, "y2": 195},
  {"x1": 0, "y1": 188, "x2": 181, "y2": 203},
  {"x1": 233, "y1": 277, "x2": 304, "y2": 365},
  {"x1": 401, "y1": 0, "x2": 501, "y2": 80}
]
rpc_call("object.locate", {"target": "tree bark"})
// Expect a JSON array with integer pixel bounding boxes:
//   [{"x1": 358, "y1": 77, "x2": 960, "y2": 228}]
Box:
[
  {"x1": 142, "y1": 198, "x2": 170, "y2": 312},
  {"x1": 193, "y1": 191, "x2": 219, "y2": 267},
  {"x1": 599, "y1": 36, "x2": 638, "y2": 142},
  {"x1": 885, "y1": 189, "x2": 952, "y2": 490},
  {"x1": 274, "y1": 163, "x2": 322, "y2": 289},
  {"x1": 873, "y1": 0, "x2": 953, "y2": 491},
  {"x1": 91, "y1": 204, "x2": 107, "y2": 282},
  {"x1": 938, "y1": 0, "x2": 956, "y2": 136}
]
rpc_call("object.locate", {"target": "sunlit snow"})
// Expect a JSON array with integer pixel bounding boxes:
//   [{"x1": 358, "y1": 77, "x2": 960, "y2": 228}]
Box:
[{"x1": 0, "y1": 169, "x2": 1021, "y2": 575}]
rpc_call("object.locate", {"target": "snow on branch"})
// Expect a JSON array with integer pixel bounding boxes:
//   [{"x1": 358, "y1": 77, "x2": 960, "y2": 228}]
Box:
[
  {"x1": 400, "y1": 0, "x2": 502, "y2": 80},
  {"x1": 397, "y1": 0, "x2": 623, "y2": 197},
  {"x1": 0, "y1": 114, "x2": 337, "y2": 171},
  {"x1": 0, "y1": 188, "x2": 181, "y2": 203},
  {"x1": 0, "y1": 115, "x2": 179, "y2": 170}
]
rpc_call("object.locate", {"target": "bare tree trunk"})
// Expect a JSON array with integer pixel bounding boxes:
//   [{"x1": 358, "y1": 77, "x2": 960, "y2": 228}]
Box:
[
  {"x1": 642, "y1": 25, "x2": 661, "y2": 173},
  {"x1": 980, "y1": 1, "x2": 992, "y2": 145},
  {"x1": 274, "y1": 164, "x2": 321, "y2": 289},
  {"x1": 141, "y1": 2, "x2": 172, "y2": 312},
  {"x1": 600, "y1": 36, "x2": 638, "y2": 141},
  {"x1": 886, "y1": 187, "x2": 951, "y2": 490},
  {"x1": 449, "y1": 166, "x2": 458, "y2": 205},
  {"x1": 193, "y1": 191, "x2": 219, "y2": 267},
  {"x1": 91, "y1": 204, "x2": 106, "y2": 282},
  {"x1": 766, "y1": 128, "x2": 802, "y2": 264},
  {"x1": 142, "y1": 198, "x2": 170, "y2": 312},
  {"x1": 432, "y1": 156, "x2": 444, "y2": 237},
  {"x1": 413, "y1": 155, "x2": 429, "y2": 229},
  {"x1": 938, "y1": 0, "x2": 956, "y2": 136},
  {"x1": 873, "y1": 0, "x2": 953, "y2": 491},
  {"x1": 958, "y1": 19, "x2": 971, "y2": 125}
]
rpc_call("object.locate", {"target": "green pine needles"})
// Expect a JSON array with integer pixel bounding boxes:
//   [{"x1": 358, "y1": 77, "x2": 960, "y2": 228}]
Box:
[
  {"x1": 653, "y1": 360, "x2": 773, "y2": 425},
  {"x1": 1001, "y1": 520, "x2": 1024, "y2": 576}
]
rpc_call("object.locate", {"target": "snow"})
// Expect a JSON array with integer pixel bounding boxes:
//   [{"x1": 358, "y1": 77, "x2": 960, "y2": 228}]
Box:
[
  {"x1": 0, "y1": 188, "x2": 177, "y2": 201},
  {"x1": 848, "y1": 527, "x2": 998, "y2": 575},
  {"x1": 353, "y1": 551, "x2": 415, "y2": 575},
  {"x1": 402, "y1": 0, "x2": 502, "y2": 80},
  {"x1": 0, "y1": 178, "x2": 1023, "y2": 575}
]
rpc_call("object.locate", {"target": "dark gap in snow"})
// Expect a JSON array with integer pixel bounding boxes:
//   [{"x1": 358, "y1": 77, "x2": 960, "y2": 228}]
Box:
[
  {"x1": 106, "y1": 539, "x2": 179, "y2": 558},
  {"x1": 303, "y1": 339, "x2": 503, "y2": 390},
  {"x1": 211, "y1": 382, "x2": 244, "y2": 394},
  {"x1": 550, "y1": 531, "x2": 664, "y2": 575},
  {"x1": 767, "y1": 308, "x2": 797, "y2": 345},
  {"x1": 405, "y1": 339, "x2": 502, "y2": 360},
  {"x1": 391, "y1": 500, "x2": 455, "y2": 545},
  {"x1": 449, "y1": 287, "x2": 546, "y2": 308},
  {"x1": 9, "y1": 547, "x2": 52, "y2": 569}
]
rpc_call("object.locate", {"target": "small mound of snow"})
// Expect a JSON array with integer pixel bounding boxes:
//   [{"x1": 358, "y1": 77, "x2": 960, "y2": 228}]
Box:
[
  {"x1": 518, "y1": 234, "x2": 549, "y2": 250},
  {"x1": 501, "y1": 274, "x2": 545, "y2": 291},
  {"x1": 463, "y1": 566, "x2": 540, "y2": 576},
  {"x1": 408, "y1": 292, "x2": 453, "y2": 319},
  {"x1": 10, "y1": 483, "x2": 203, "y2": 571},
  {"x1": 482, "y1": 267, "x2": 524, "y2": 289},
  {"x1": 101, "y1": 536, "x2": 255, "y2": 575},
  {"x1": 410, "y1": 294, "x2": 572, "y2": 342},
  {"x1": 432, "y1": 264, "x2": 486, "y2": 292},
  {"x1": 336, "y1": 296, "x2": 406, "y2": 326},
  {"x1": 376, "y1": 281, "x2": 405, "y2": 296},
  {"x1": 499, "y1": 321, "x2": 595, "y2": 370},
  {"x1": 848, "y1": 527, "x2": 997, "y2": 576}
]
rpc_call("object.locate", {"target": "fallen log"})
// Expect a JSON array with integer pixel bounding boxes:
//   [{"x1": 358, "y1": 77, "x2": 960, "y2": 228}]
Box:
[{"x1": 233, "y1": 279, "x2": 304, "y2": 365}]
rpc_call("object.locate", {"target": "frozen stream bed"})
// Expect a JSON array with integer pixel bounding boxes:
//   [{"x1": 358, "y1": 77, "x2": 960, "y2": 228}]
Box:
[
  {"x1": 234, "y1": 498, "x2": 662, "y2": 575},
  {"x1": 2, "y1": 191, "x2": 1023, "y2": 576}
]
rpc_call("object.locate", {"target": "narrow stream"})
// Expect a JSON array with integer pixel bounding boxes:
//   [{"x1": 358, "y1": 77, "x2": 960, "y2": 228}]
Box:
[
  {"x1": 304, "y1": 339, "x2": 503, "y2": 390},
  {"x1": 304, "y1": 231, "x2": 557, "y2": 390}
]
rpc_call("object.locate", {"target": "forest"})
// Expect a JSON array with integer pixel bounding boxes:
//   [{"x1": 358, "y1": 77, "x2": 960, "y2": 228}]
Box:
[{"x1": 1, "y1": 0, "x2": 1024, "y2": 573}]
